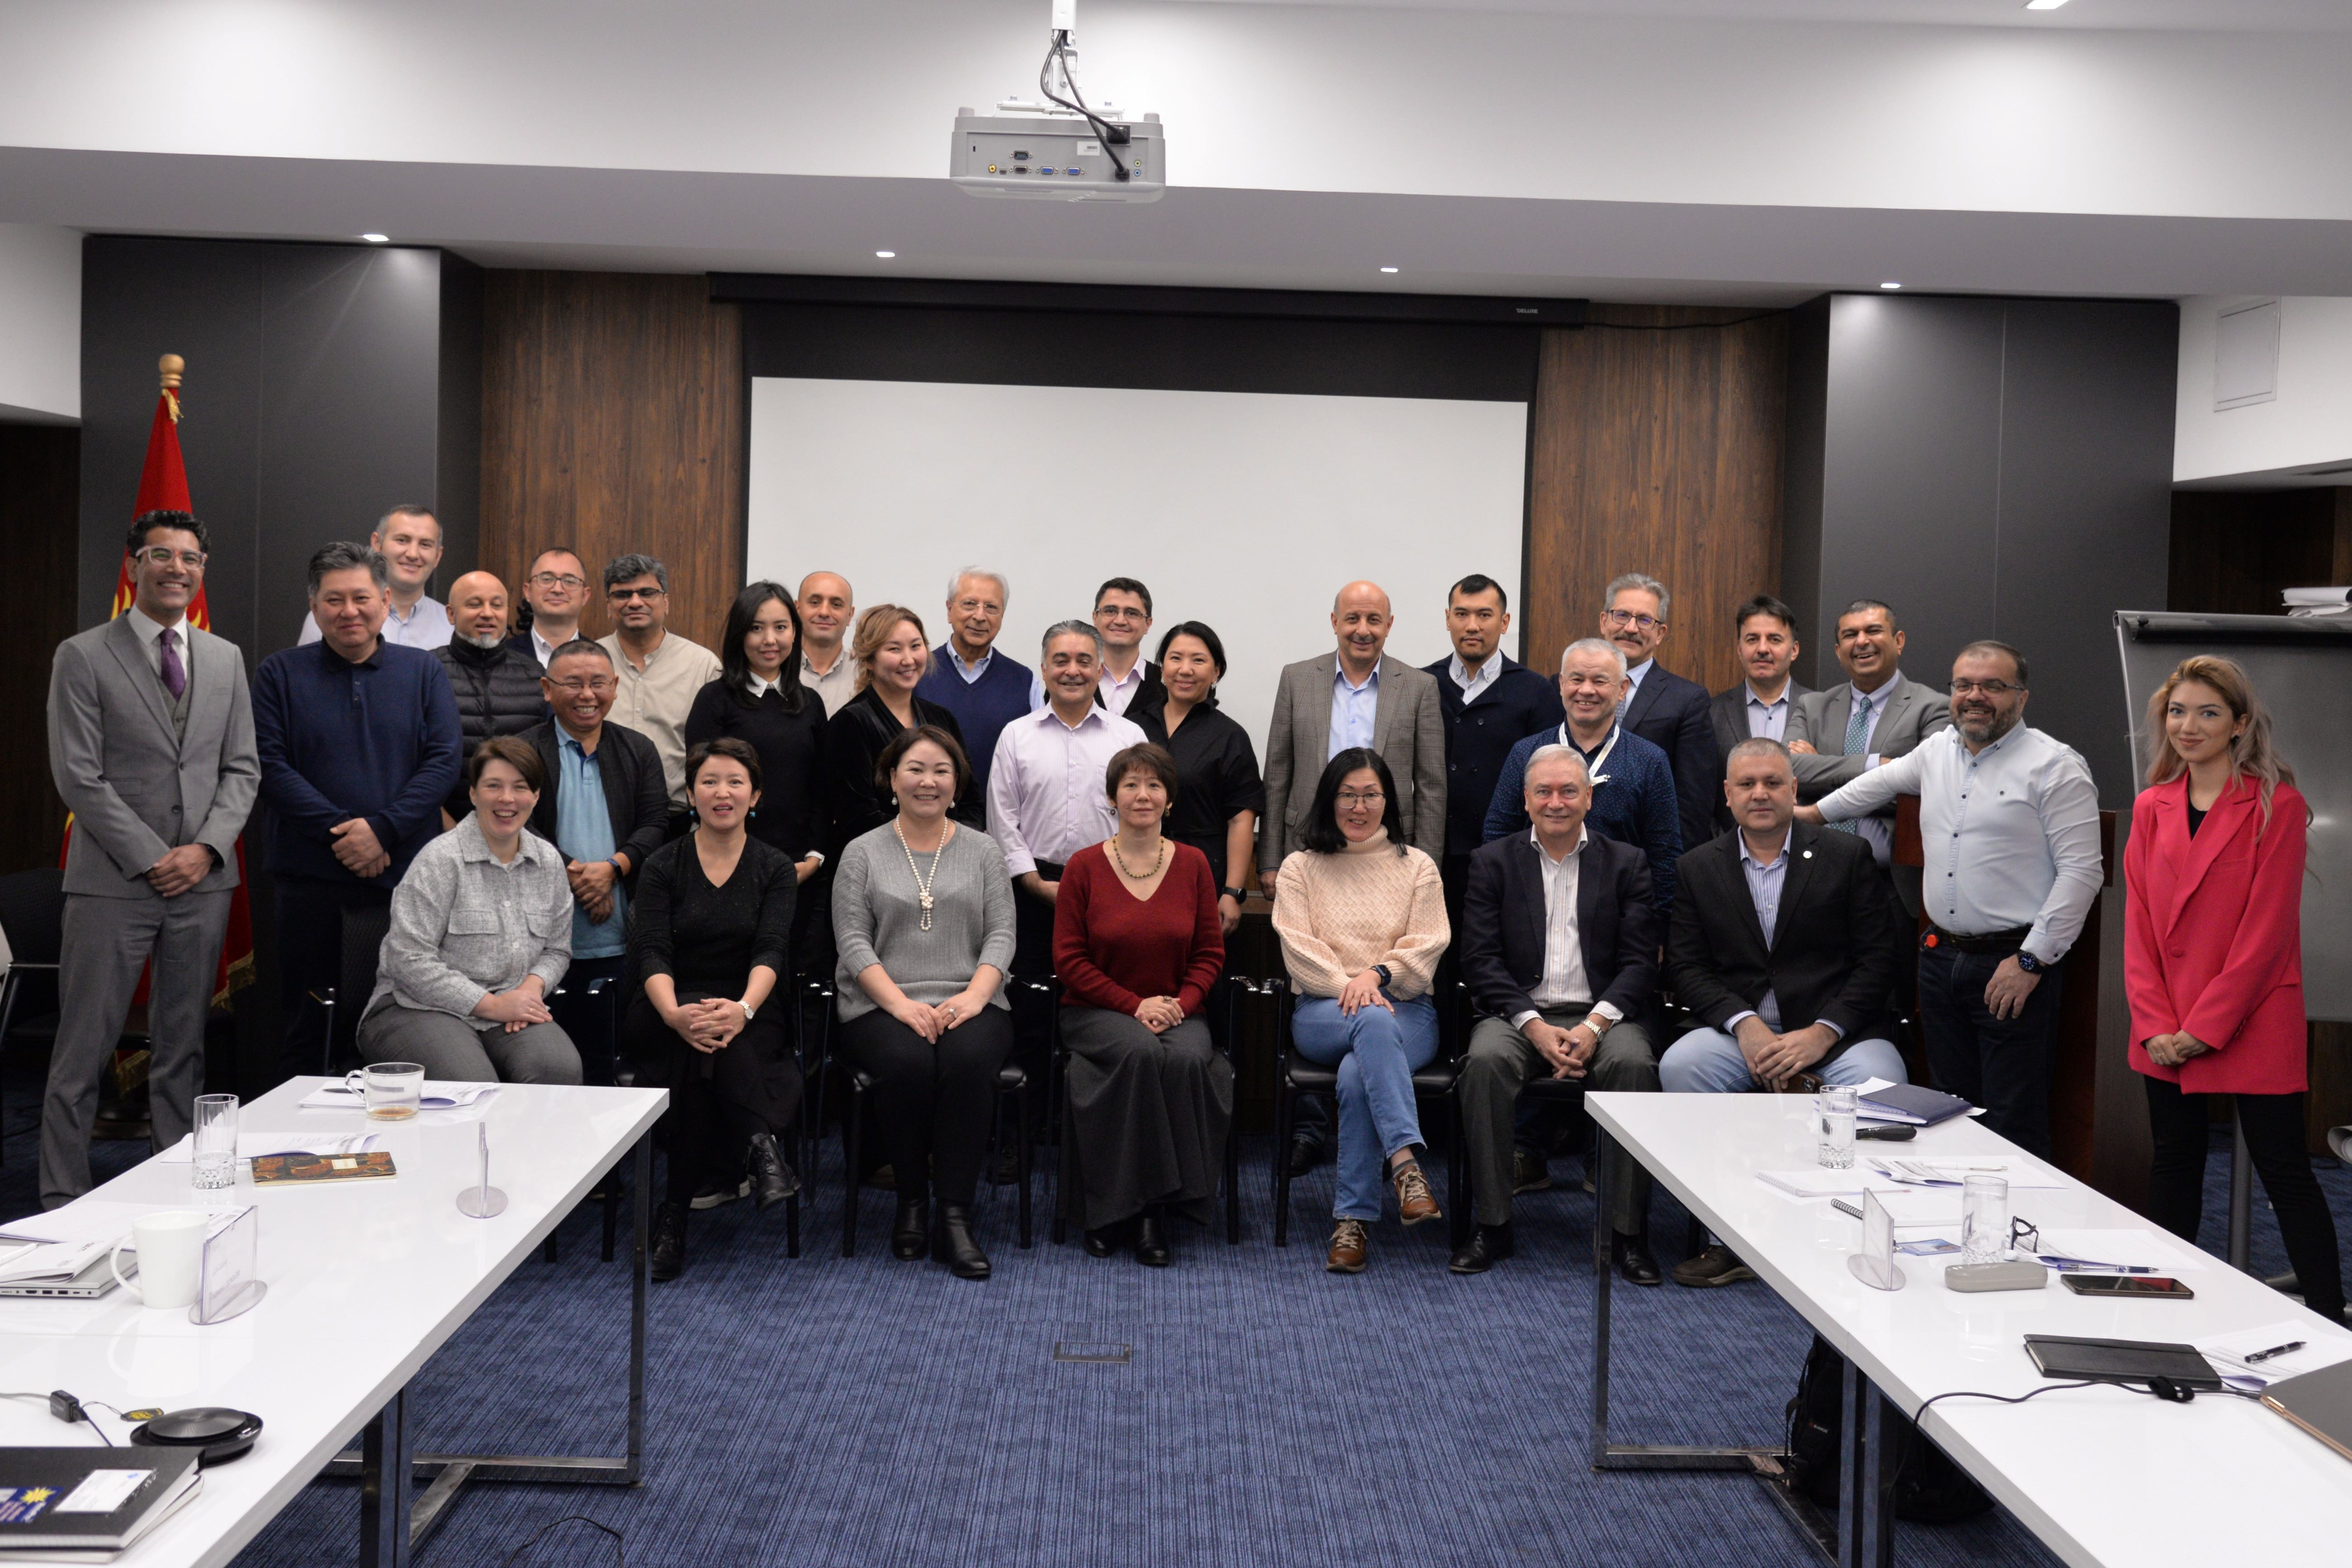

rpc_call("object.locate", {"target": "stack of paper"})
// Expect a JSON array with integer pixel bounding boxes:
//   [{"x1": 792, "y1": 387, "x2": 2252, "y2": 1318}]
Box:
[
  {"x1": 2197, "y1": 1321, "x2": 2352, "y2": 1391},
  {"x1": 0, "y1": 1238, "x2": 112, "y2": 1286},
  {"x1": 155, "y1": 1132, "x2": 380, "y2": 1163},
  {"x1": 298, "y1": 1082, "x2": 502, "y2": 1111}
]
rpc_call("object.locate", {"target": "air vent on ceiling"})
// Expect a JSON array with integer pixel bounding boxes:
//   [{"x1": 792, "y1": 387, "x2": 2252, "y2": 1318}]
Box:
[{"x1": 2214, "y1": 298, "x2": 2281, "y2": 411}]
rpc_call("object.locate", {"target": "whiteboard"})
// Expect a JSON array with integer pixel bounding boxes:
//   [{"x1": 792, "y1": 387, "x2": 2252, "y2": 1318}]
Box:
[{"x1": 745, "y1": 378, "x2": 1530, "y2": 751}]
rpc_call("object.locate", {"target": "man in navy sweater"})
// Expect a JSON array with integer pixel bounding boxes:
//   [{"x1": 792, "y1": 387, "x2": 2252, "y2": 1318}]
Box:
[
  {"x1": 1423, "y1": 573, "x2": 1564, "y2": 929},
  {"x1": 915, "y1": 567, "x2": 1039, "y2": 819},
  {"x1": 254, "y1": 542, "x2": 462, "y2": 1080}
]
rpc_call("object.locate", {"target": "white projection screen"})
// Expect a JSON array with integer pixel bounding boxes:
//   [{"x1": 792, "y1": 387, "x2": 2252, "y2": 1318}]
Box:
[{"x1": 746, "y1": 378, "x2": 1531, "y2": 750}]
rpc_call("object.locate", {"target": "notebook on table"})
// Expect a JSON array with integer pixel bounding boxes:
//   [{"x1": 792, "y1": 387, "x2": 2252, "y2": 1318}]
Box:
[
  {"x1": 2022, "y1": 1335, "x2": 2224, "y2": 1391},
  {"x1": 2260, "y1": 1358, "x2": 2352, "y2": 1464},
  {"x1": 0, "y1": 1446, "x2": 201, "y2": 1558},
  {"x1": 1858, "y1": 1083, "x2": 1975, "y2": 1126}
]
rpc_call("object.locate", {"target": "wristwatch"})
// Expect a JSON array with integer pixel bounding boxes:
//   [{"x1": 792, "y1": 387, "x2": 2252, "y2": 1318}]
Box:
[
  {"x1": 2013, "y1": 950, "x2": 2044, "y2": 974},
  {"x1": 1584, "y1": 1012, "x2": 1614, "y2": 1036},
  {"x1": 1219, "y1": 886, "x2": 1246, "y2": 902},
  {"x1": 736, "y1": 998, "x2": 757, "y2": 1022},
  {"x1": 1372, "y1": 964, "x2": 1393, "y2": 987}
]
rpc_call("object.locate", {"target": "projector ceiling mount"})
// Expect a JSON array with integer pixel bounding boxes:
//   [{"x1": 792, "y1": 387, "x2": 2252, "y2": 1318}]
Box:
[{"x1": 951, "y1": 0, "x2": 1165, "y2": 203}]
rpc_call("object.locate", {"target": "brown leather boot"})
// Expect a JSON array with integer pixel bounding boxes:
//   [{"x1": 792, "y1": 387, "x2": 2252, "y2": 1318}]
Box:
[
  {"x1": 1326, "y1": 1219, "x2": 1369, "y2": 1274},
  {"x1": 1392, "y1": 1158, "x2": 1442, "y2": 1227}
]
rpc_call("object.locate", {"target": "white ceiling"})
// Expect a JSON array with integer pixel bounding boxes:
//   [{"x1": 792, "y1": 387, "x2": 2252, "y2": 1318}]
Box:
[{"x1": 3, "y1": 0, "x2": 2351, "y2": 302}]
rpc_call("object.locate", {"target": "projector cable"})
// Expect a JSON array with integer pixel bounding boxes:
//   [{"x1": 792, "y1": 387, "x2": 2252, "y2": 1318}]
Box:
[{"x1": 1041, "y1": 30, "x2": 1132, "y2": 182}]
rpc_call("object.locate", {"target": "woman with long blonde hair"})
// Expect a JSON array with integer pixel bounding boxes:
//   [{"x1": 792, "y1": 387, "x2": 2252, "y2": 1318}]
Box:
[
  {"x1": 2123, "y1": 655, "x2": 2339, "y2": 1319},
  {"x1": 823, "y1": 605, "x2": 979, "y2": 855}
]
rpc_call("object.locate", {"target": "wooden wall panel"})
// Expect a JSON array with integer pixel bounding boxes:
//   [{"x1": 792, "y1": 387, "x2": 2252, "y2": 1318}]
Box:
[
  {"x1": 0, "y1": 424, "x2": 78, "y2": 874},
  {"x1": 2167, "y1": 487, "x2": 2350, "y2": 615},
  {"x1": 1525, "y1": 305, "x2": 1790, "y2": 700},
  {"x1": 479, "y1": 273, "x2": 743, "y2": 652}
]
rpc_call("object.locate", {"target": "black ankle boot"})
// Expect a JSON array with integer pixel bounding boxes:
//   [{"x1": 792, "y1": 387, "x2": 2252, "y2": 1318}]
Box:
[
  {"x1": 891, "y1": 1195, "x2": 929, "y2": 1261},
  {"x1": 650, "y1": 1201, "x2": 687, "y2": 1282},
  {"x1": 935, "y1": 1204, "x2": 991, "y2": 1280},
  {"x1": 747, "y1": 1132, "x2": 798, "y2": 1211},
  {"x1": 1134, "y1": 1209, "x2": 1171, "y2": 1268}
]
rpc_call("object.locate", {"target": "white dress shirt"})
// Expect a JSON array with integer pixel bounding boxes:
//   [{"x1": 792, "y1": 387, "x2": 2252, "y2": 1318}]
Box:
[
  {"x1": 987, "y1": 704, "x2": 1148, "y2": 878},
  {"x1": 520, "y1": 624, "x2": 575, "y2": 670},
  {"x1": 1512, "y1": 827, "x2": 1627, "y2": 1031},
  {"x1": 1615, "y1": 656, "x2": 1653, "y2": 720},
  {"x1": 1447, "y1": 653, "x2": 1499, "y2": 705},
  {"x1": 1817, "y1": 723, "x2": 2102, "y2": 963},
  {"x1": 948, "y1": 642, "x2": 1048, "y2": 710},
  {"x1": 1098, "y1": 659, "x2": 1147, "y2": 716},
  {"x1": 298, "y1": 593, "x2": 451, "y2": 650}
]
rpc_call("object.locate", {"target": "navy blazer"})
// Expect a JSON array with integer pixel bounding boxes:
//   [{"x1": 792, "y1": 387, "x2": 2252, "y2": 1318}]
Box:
[
  {"x1": 1461, "y1": 828, "x2": 1658, "y2": 1022},
  {"x1": 1621, "y1": 661, "x2": 1718, "y2": 868},
  {"x1": 1423, "y1": 653, "x2": 1566, "y2": 863}
]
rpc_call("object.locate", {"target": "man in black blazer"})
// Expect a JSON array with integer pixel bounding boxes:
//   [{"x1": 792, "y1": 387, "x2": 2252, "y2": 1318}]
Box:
[
  {"x1": 1422, "y1": 573, "x2": 1566, "y2": 926},
  {"x1": 1707, "y1": 594, "x2": 1811, "y2": 835},
  {"x1": 1660, "y1": 736, "x2": 1910, "y2": 1287},
  {"x1": 1453, "y1": 743, "x2": 1661, "y2": 1279},
  {"x1": 1602, "y1": 571, "x2": 1717, "y2": 860},
  {"x1": 521, "y1": 640, "x2": 672, "y2": 1085}
]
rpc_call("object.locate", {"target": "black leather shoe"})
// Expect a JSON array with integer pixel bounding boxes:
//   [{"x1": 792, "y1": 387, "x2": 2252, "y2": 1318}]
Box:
[
  {"x1": 1084, "y1": 1223, "x2": 1123, "y2": 1258},
  {"x1": 1134, "y1": 1212, "x2": 1171, "y2": 1268},
  {"x1": 936, "y1": 1205, "x2": 991, "y2": 1280},
  {"x1": 890, "y1": 1197, "x2": 929, "y2": 1261},
  {"x1": 649, "y1": 1201, "x2": 687, "y2": 1283},
  {"x1": 1613, "y1": 1232, "x2": 1663, "y2": 1287},
  {"x1": 1449, "y1": 1222, "x2": 1516, "y2": 1275},
  {"x1": 1285, "y1": 1136, "x2": 1325, "y2": 1179},
  {"x1": 746, "y1": 1132, "x2": 799, "y2": 1212}
]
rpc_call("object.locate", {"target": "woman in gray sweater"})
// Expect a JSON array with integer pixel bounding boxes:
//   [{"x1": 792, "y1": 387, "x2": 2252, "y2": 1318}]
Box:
[
  {"x1": 359, "y1": 736, "x2": 581, "y2": 1083},
  {"x1": 833, "y1": 724, "x2": 1016, "y2": 1279}
]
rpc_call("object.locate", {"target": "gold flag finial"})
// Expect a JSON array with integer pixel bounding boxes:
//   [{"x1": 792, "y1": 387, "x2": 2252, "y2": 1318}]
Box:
[{"x1": 158, "y1": 354, "x2": 184, "y2": 421}]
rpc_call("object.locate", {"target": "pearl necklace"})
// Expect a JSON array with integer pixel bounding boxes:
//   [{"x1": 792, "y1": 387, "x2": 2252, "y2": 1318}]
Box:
[{"x1": 895, "y1": 821, "x2": 947, "y2": 930}]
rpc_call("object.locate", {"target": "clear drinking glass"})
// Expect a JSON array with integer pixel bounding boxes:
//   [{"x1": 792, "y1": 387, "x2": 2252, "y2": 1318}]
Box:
[
  {"x1": 1962, "y1": 1174, "x2": 2011, "y2": 1263},
  {"x1": 1817, "y1": 1085, "x2": 1858, "y2": 1169},
  {"x1": 192, "y1": 1093, "x2": 239, "y2": 1190},
  {"x1": 345, "y1": 1062, "x2": 425, "y2": 1121}
]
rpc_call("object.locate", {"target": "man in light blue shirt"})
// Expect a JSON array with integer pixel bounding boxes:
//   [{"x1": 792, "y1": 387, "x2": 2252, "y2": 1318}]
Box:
[
  {"x1": 1330, "y1": 661, "x2": 1379, "y2": 756},
  {"x1": 296, "y1": 505, "x2": 450, "y2": 650}
]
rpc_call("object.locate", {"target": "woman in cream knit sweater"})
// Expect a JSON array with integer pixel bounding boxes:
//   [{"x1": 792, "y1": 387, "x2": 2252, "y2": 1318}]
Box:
[{"x1": 1271, "y1": 748, "x2": 1451, "y2": 1273}]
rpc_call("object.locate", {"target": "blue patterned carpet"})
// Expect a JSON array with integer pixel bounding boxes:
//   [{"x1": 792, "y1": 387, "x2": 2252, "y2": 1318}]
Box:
[{"x1": 6, "y1": 1074, "x2": 2343, "y2": 1568}]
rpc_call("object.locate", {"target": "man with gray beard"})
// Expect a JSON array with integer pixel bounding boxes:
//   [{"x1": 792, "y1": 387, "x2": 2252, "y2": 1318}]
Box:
[{"x1": 434, "y1": 571, "x2": 549, "y2": 823}]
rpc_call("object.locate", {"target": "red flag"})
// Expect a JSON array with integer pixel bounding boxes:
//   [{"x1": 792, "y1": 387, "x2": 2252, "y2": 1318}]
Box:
[{"x1": 72, "y1": 354, "x2": 256, "y2": 1008}]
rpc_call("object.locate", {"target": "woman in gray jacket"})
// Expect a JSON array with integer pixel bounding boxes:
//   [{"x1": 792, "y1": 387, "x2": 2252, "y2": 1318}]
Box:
[{"x1": 357, "y1": 735, "x2": 581, "y2": 1083}]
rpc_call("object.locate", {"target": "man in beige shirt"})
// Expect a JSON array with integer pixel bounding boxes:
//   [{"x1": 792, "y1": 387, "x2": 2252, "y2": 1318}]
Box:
[
  {"x1": 595, "y1": 553, "x2": 721, "y2": 812},
  {"x1": 795, "y1": 570, "x2": 858, "y2": 717}
]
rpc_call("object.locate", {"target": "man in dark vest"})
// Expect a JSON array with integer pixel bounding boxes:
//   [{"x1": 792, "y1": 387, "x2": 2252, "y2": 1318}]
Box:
[{"x1": 915, "y1": 566, "x2": 1039, "y2": 820}]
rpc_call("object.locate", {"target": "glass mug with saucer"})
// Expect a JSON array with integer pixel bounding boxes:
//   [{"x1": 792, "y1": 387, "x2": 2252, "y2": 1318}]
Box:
[{"x1": 344, "y1": 1061, "x2": 426, "y2": 1121}]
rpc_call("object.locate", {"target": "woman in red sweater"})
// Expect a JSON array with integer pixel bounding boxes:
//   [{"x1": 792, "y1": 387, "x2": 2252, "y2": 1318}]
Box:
[
  {"x1": 1053, "y1": 742, "x2": 1230, "y2": 1266},
  {"x1": 2125, "y1": 655, "x2": 2339, "y2": 1320}
]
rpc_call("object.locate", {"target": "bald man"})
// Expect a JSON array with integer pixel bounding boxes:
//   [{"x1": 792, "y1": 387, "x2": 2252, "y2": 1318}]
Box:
[
  {"x1": 432, "y1": 570, "x2": 549, "y2": 821},
  {"x1": 795, "y1": 570, "x2": 858, "y2": 716}
]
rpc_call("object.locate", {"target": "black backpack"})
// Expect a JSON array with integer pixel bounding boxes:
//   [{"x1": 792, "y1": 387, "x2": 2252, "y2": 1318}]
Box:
[{"x1": 1783, "y1": 1334, "x2": 1995, "y2": 1525}]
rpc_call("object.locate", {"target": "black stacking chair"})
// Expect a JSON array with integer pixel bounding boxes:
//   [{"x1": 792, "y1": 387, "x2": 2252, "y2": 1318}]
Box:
[
  {"x1": 1047, "y1": 976, "x2": 1243, "y2": 1247},
  {"x1": 1264, "y1": 975, "x2": 1469, "y2": 1250},
  {"x1": 0, "y1": 868, "x2": 71, "y2": 1163}
]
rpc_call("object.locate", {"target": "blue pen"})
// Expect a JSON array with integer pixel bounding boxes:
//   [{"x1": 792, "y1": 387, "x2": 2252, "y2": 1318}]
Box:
[{"x1": 2031, "y1": 1253, "x2": 2159, "y2": 1274}]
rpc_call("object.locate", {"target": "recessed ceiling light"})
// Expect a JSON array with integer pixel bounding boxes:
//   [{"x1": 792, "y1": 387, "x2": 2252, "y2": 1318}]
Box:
[
  {"x1": 360, "y1": 233, "x2": 389, "y2": 243},
  {"x1": 2023, "y1": 0, "x2": 2068, "y2": 10},
  {"x1": 1380, "y1": 266, "x2": 1399, "y2": 274},
  {"x1": 1879, "y1": 281, "x2": 1902, "y2": 290},
  {"x1": 875, "y1": 250, "x2": 896, "y2": 258}
]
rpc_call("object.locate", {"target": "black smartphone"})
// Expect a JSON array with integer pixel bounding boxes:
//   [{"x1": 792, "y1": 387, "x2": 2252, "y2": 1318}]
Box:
[{"x1": 2060, "y1": 1274, "x2": 2194, "y2": 1299}]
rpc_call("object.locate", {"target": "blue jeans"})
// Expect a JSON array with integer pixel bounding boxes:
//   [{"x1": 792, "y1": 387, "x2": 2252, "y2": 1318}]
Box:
[
  {"x1": 1659, "y1": 1029, "x2": 1909, "y2": 1094},
  {"x1": 1291, "y1": 993, "x2": 1439, "y2": 1221}
]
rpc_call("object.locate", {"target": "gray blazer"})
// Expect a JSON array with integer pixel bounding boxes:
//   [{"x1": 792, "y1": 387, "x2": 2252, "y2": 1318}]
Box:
[
  {"x1": 1786, "y1": 673, "x2": 1952, "y2": 807},
  {"x1": 1708, "y1": 679, "x2": 1812, "y2": 831},
  {"x1": 47, "y1": 613, "x2": 259, "y2": 899},
  {"x1": 1259, "y1": 651, "x2": 1447, "y2": 872}
]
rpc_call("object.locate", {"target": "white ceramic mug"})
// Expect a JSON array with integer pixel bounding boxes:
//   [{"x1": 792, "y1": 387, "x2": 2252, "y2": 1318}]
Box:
[{"x1": 109, "y1": 1210, "x2": 209, "y2": 1309}]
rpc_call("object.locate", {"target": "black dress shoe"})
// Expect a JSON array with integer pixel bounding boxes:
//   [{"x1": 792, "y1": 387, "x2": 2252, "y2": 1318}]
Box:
[
  {"x1": 935, "y1": 1204, "x2": 991, "y2": 1280},
  {"x1": 649, "y1": 1201, "x2": 688, "y2": 1283},
  {"x1": 1285, "y1": 1136, "x2": 1325, "y2": 1179},
  {"x1": 1613, "y1": 1232, "x2": 1663, "y2": 1287},
  {"x1": 1134, "y1": 1211, "x2": 1171, "y2": 1268},
  {"x1": 1449, "y1": 1223, "x2": 1516, "y2": 1275},
  {"x1": 890, "y1": 1197, "x2": 930, "y2": 1261},
  {"x1": 746, "y1": 1132, "x2": 799, "y2": 1211},
  {"x1": 1084, "y1": 1223, "x2": 1123, "y2": 1258}
]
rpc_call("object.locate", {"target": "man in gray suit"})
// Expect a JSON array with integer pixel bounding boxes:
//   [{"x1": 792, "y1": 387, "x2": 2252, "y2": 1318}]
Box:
[
  {"x1": 1786, "y1": 597, "x2": 1950, "y2": 916},
  {"x1": 1707, "y1": 594, "x2": 1811, "y2": 836},
  {"x1": 41, "y1": 510, "x2": 259, "y2": 1207},
  {"x1": 1261, "y1": 580, "x2": 1446, "y2": 1172}
]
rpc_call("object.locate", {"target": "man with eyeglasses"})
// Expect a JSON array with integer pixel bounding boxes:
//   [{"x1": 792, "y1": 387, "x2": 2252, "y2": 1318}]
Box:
[
  {"x1": 1798, "y1": 642, "x2": 2101, "y2": 1157},
  {"x1": 1598, "y1": 572, "x2": 1717, "y2": 863},
  {"x1": 432, "y1": 571, "x2": 547, "y2": 825},
  {"x1": 254, "y1": 541, "x2": 461, "y2": 1080},
  {"x1": 1783, "y1": 598, "x2": 1950, "y2": 916},
  {"x1": 297, "y1": 504, "x2": 450, "y2": 650},
  {"x1": 508, "y1": 548, "x2": 591, "y2": 669},
  {"x1": 521, "y1": 641, "x2": 671, "y2": 1086},
  {"x1": 916, "y1": 567, "x2": 1042, "y2": 813},
  {"x1": 1090, "y1": 577, "x2": 1164, "y2": 717},
  {"x1": 596, "y1": 554, "x2": 722, "y2": 824},
  {"x1": 40, "y1": 510, "x2": 260, "y2": 1206}
]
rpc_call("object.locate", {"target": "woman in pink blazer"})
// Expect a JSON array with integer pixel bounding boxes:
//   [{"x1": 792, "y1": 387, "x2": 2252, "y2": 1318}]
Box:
[{"x1": 2125, "y1": 655, "x2": 2340, "y2": 1320}]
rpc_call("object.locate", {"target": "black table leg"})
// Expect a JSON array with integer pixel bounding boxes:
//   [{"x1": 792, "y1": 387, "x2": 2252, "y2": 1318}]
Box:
[{"x1": 359, "y1": 1388, "x2": 412, "y2": 1568}]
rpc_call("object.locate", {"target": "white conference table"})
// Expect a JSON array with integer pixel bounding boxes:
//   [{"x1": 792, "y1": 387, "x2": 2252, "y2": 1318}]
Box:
[
  {"x1": 1585, "y1": 1092, "x2": 2352, "y2": 1568},
  {"x1": 0, "y1": 1078, "x2": 665, "y2": 1568}
]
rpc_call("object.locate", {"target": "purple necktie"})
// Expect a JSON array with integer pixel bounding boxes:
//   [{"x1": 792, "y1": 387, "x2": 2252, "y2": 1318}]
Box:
[{"x1": 158, "y1": 627, "x2": 186, "y2": 700}]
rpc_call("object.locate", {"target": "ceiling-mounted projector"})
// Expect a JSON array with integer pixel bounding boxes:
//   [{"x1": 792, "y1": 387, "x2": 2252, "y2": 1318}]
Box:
[{"x1": 951, "y1": 0, "x2": 1164, "y2": 203}]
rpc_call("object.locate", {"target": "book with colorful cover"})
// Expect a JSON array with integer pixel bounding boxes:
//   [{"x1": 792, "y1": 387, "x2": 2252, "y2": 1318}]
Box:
[{"x1": 250, "y1": 1149, "x2": 398, "y2": 1185}]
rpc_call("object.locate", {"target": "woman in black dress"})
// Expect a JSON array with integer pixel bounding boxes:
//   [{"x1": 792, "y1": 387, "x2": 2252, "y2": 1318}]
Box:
[
  {"x1": 687, "y1": 581, "x2": 828, "y2": 969},
  {"x1": 1132, "y1": 622, "x2": 1265, "y2": 938},
  {"x1": 824, "y1": 604, "x2": 980, "y2": 855},
  {"x1": 625, "y1": 737, "x2": 802, "y2": 1282}
]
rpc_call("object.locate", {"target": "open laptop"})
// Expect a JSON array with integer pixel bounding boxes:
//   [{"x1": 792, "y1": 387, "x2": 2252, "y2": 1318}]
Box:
[{"x1": 0, "y1": 1249, "x2": 125, "y2": 1299}]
